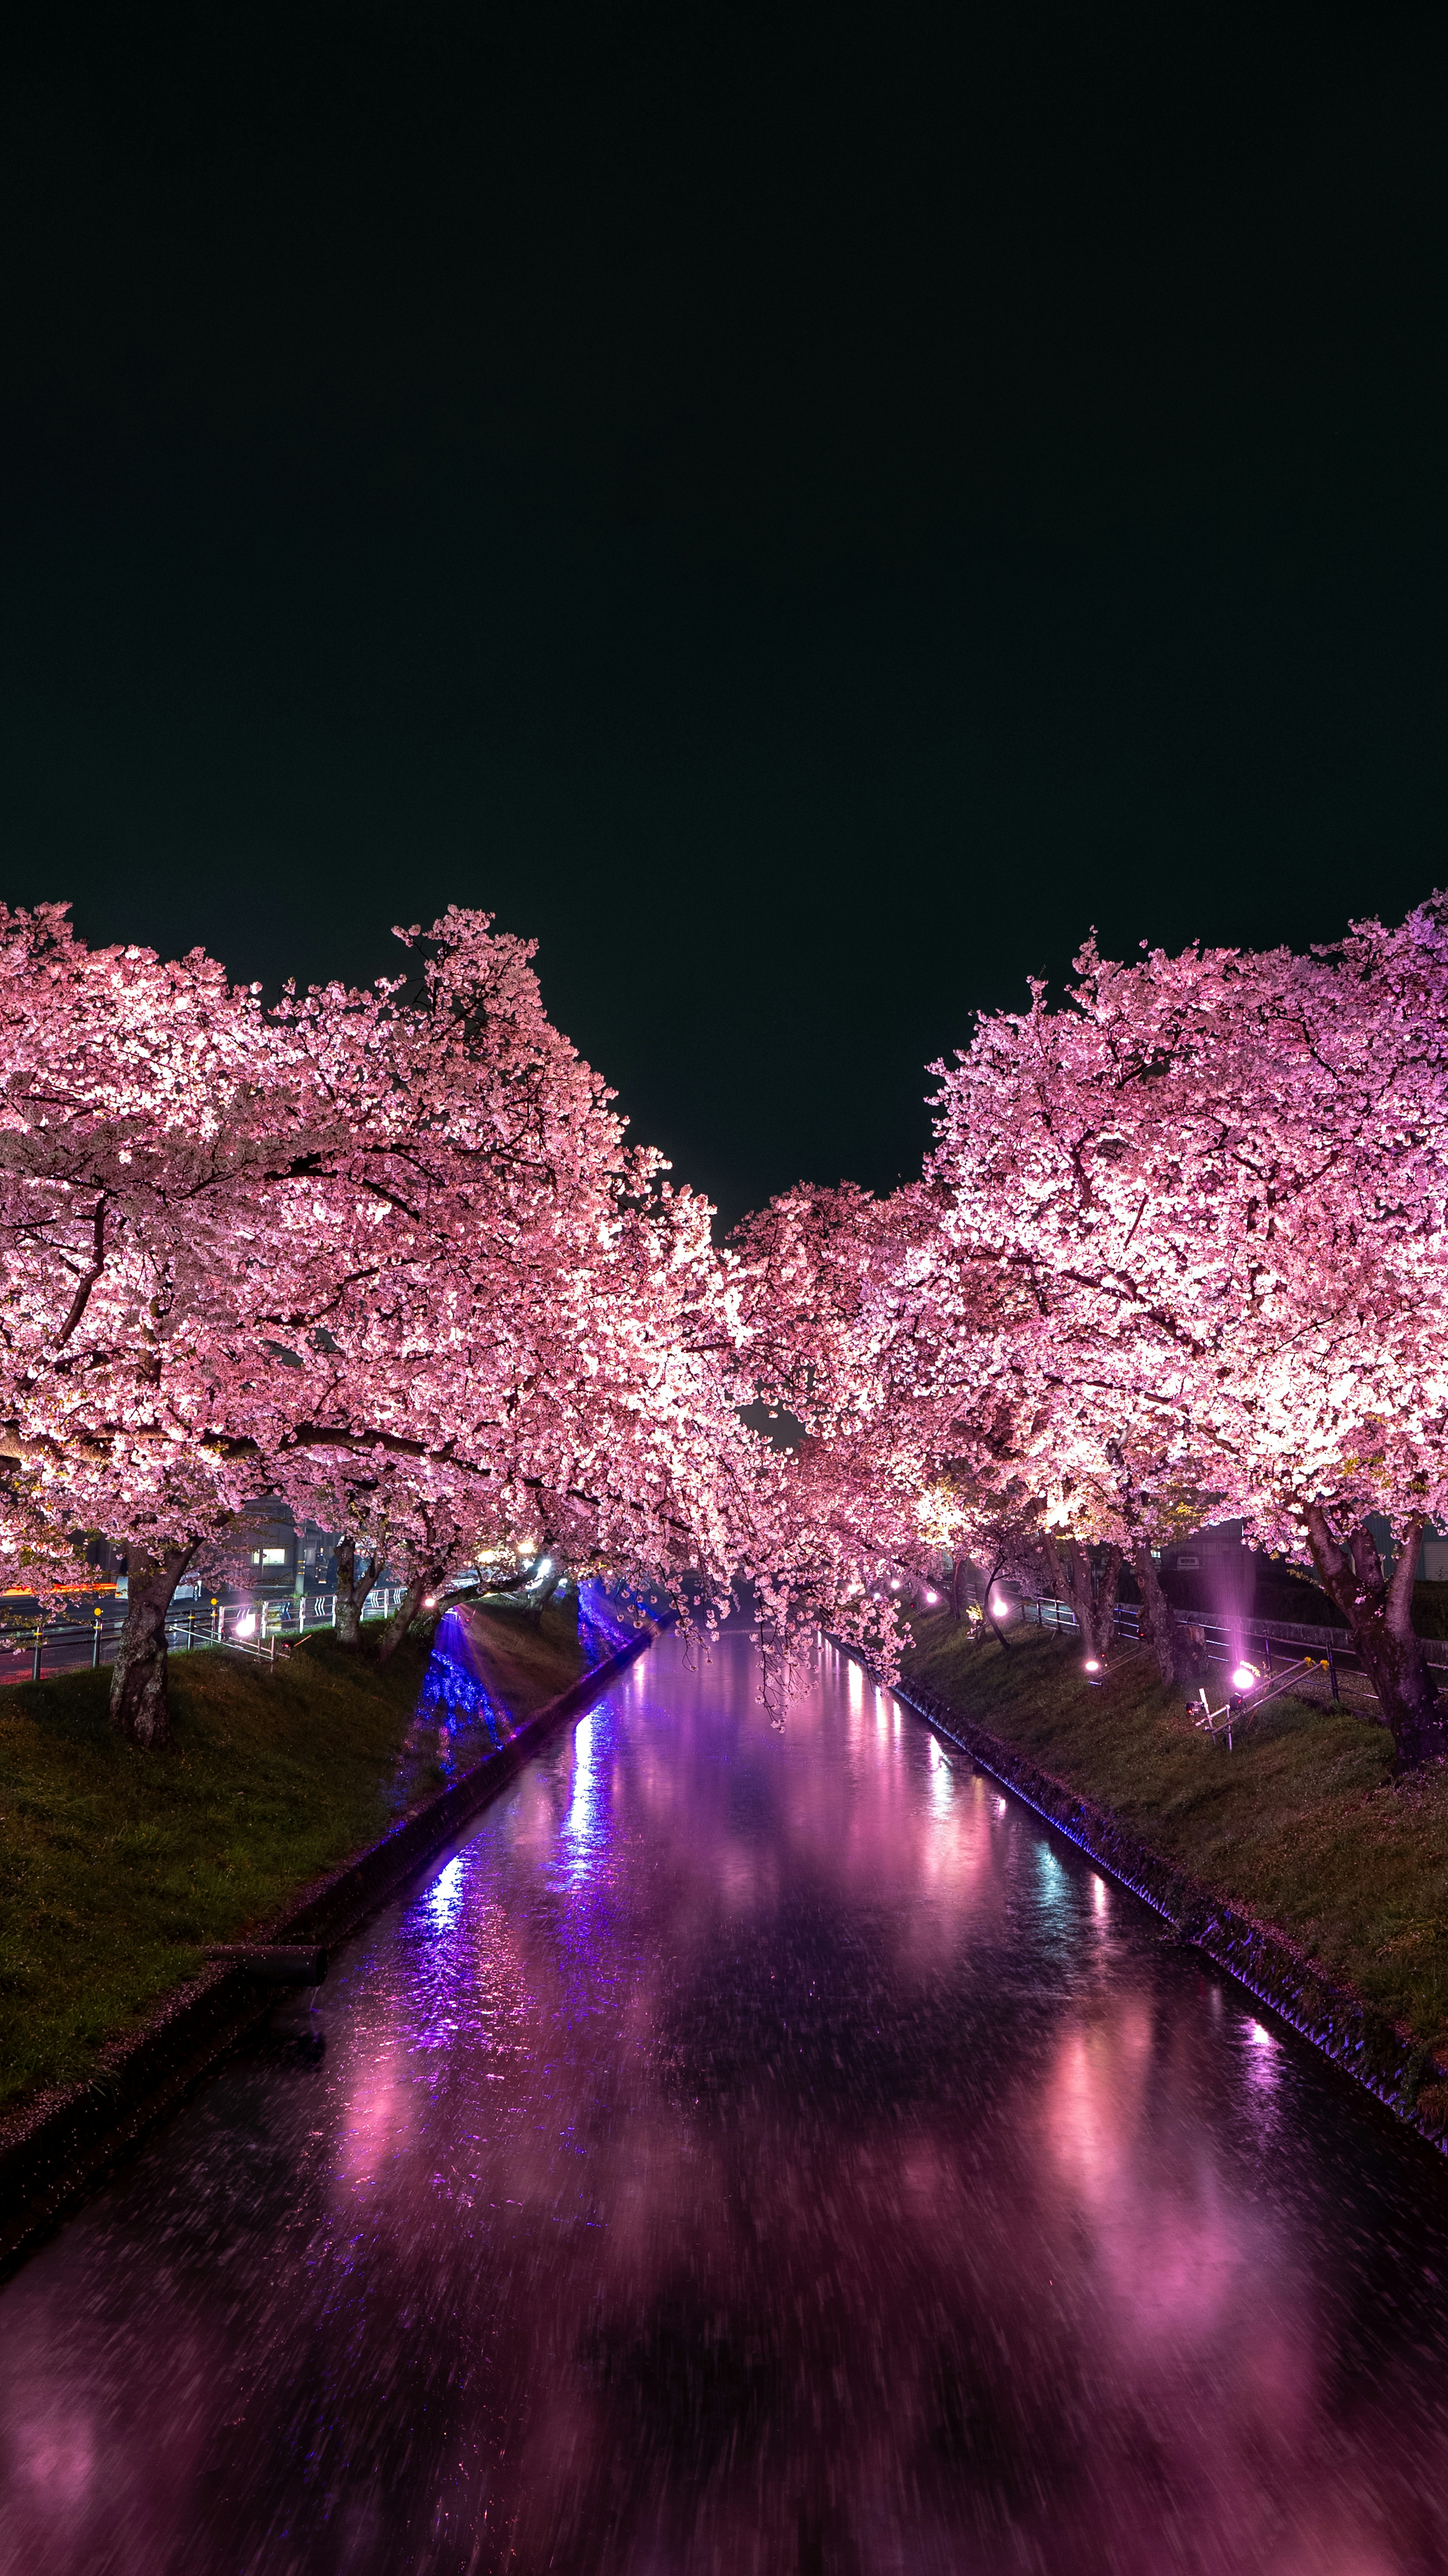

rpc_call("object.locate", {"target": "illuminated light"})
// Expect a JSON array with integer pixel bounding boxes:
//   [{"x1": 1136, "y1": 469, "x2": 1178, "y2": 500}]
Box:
[
  {"x1": 235, "y1": 1611, "x2": 257, "y2": 1638},
  {"x1": 1083, "y1": 1657, "x2": 1101, "y2": 1673},
  {"x1": 561, "y1": 1706, "x2": 603, "y2": 1876},
  {"x1": 536, "y1": 1556, "x2": 554, "y2": 1580},
  {"x1": 889, "y1": 1578, "x2": 902, "y2": 1590},
  {"x1": 427, "y1": 1853, "x2": 467, "y2": 1930},
  {"x1": 1231, "y1": 1662, "x2": 1261, "y2": 1693},
  {"x1": 924, "y1": 1589, "x2": 939, "y2": 1605},
  {"x1": 423, "y1": 1595, "x2": 439, "y2": 1608}
]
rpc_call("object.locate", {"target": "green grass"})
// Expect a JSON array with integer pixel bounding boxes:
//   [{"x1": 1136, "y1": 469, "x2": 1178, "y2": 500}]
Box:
[
  {"x1": 904, "y1": 1615, "x2": 1448, "y2": 2071},
  {"x1": 0, "y1": 1601, "x2": 587, "y2": 2117}
]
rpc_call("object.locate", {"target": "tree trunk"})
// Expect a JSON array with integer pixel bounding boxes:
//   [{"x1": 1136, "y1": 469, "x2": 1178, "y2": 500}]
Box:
[
  {"x1": 976, "y1": 1554, "x2": 1013, "y2": 1648},
  {"x1": 949, "y1": 1556, "x2": 974, "y2": 1623},
  {"x1": 544, "y1": 1572, "x2": 580, "y2": 1643},
  {"x1": 1132, "y1": 1544, "x2": 1190, "y2": 1687},
  {"x1": 109, "y1": 1546, "x2": 195, "y2": 1749},
  {"x1": 1301, "y1": 1503, "x2": 1443, "y2": 1767},
  {"x1": 333, "y1": 1534, "x2": 380, "y2": 1648},
  {"x1": 1045, "y1": 1535, "x2": 1123, "y2": 1665},
  {"x1": 377, "y1": 1570, "x2": 442, "y2": 1663}
]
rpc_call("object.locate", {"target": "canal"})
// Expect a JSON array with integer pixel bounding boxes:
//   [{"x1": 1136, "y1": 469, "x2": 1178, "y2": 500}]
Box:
[{"x1": 5, "y1": 1632, "x2": 1448, "y2": 2573}]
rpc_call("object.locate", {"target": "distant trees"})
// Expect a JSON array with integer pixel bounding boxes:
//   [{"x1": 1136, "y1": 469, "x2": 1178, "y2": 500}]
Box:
[
  {"x1": 13, "y1": 889, "x2": 1448, "y2": 1764},
  {"x1": 0, "y1": 904, "x2": 770, "y2": 1746},
  {"x1": 732, "y1": 898, "x2": 1448, "y2": 1765}
]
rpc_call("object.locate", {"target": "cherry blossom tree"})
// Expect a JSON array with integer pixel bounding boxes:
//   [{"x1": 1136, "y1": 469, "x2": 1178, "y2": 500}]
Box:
[
  {"x1": 727, "y1": 1180, "x2": 989, "y2": 1680},
  {"x1": 926, "y1": 903, "x2": 1448, "y2": 1758},
  {"x1": 0, "y1": 903, "x2": 326, "y2": 1740},
  {"x1": 730, "y1": 900, "x2": 1448, "y2": 1756},
  {"x1": 0, "y1": 901, "x2": 776, "y2": 1743},
  {"x1": 18, "y1": 884, "x2": 1448, "y2": 1763}
]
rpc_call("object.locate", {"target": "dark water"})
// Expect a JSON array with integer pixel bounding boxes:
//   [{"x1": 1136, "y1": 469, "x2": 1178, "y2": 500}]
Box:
[{"x1": 7, "y1": 1637, "x2": 1448, "y2": 2575}]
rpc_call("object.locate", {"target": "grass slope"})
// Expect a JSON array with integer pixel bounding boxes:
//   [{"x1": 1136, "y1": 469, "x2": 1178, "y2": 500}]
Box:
[
  {"x1": 905, "y1": 1614, "x2": 1448, "y2": 2068},
  {"x1": 0, "y1": 1603, "x2": 585, "y2": 2116}
]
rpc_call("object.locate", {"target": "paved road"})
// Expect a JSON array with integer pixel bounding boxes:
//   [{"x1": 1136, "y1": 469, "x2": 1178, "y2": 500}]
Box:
[{"x1": 5, "y1": 1632, "x2": 1448, "y2": 2573}]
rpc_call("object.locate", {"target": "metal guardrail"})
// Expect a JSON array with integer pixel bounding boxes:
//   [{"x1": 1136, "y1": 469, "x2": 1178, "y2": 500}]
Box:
[
  {"x1": 1014, "y1": 1591, "x2": 1448, "y2": 1699},
  {"x1": 217, "y1": 1588, "x2": 412, "y2": 1661},
  {"x1": 0, "y1": 1585, "x2": 416, "y2": 1684},
  {"x1": 1015, "y1": 1587, "x2": 1443, "y2": 1669}
]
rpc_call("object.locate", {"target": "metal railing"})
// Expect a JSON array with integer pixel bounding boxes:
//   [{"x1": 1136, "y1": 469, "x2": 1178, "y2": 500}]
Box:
[
  {"x1": 1014, "y1": 1591, "x2": 1448, "y2": 1699},
  {"x1": 0, "y1": 1584, "x2": 417, "y2": 1684},
  {"x1": 219, "y1": 1588, "x2": 412, "y2": 1660}
]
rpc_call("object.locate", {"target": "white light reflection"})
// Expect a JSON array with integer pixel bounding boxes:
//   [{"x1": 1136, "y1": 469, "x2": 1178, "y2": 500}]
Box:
[
  {"x1": 560, "y1": 1707, "x2": 605, "y2": 1881},
  {"x1": 926, "y1": 1731, "x2": 953, "y2": 1818},
  {"x1": 427, "y1": 1852, "x2": 467, "y2": 1932},
  {"x1": 1242, "y1": 2017, "x2": 1281, "y2": 2108},
  {"x1": 1035, "y1": 1844, "x2": 1067, "y2": 1916}
]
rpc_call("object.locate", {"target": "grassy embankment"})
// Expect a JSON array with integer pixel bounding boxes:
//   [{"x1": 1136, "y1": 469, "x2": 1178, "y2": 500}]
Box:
[
  {"x1": 0, "y1": 1601, "x2": 585, "y2": 2117},
  {"x1": 904, "y1": 1613, "x2": 1448, "y2": 2084}
]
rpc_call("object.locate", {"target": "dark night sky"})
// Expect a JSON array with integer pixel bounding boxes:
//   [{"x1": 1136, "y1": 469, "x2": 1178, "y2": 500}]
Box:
[{"x1": 3, "y1": 1, "x2": 1446, "y2": 1227}]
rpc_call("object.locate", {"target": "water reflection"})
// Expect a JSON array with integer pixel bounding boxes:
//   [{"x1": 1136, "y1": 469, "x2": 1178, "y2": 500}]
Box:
[
  {"x1": 426, "y1": 1851, "x2": 468, "y2": 1931},
  {"x1": 561, "y1": 1704, "x2": 603, "y2": 1873},
  {"x1": 4, "y1": 1634, "x2": 1448, "y2": 2575}
]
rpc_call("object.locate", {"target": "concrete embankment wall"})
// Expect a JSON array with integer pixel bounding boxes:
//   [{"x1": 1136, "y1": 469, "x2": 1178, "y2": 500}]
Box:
[{"x1": 0, "y1": 1619, "x2": 665, "y2": 2273}]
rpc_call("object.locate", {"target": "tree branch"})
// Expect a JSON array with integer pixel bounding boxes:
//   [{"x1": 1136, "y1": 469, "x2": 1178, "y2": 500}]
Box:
[{"x1": 50, "y1": 1198, "x2": 109, "y2": 1351}]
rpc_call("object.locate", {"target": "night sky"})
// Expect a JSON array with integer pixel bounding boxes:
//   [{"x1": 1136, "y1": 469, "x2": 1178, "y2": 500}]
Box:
[{"x1": 4, "y1": 2, "x2": 1446, "y2": 1228}]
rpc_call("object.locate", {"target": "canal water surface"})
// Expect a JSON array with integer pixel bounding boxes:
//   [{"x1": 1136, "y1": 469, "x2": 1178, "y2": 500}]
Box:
[{"x1": 6, "y1": 1633, "x2": 1448, "y2": 2574}]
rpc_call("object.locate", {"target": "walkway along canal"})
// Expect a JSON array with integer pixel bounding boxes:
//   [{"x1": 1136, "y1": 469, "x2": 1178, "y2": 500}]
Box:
[{"x1": 5, "y1": 1633, "x2": 1448, "y2": 2573}]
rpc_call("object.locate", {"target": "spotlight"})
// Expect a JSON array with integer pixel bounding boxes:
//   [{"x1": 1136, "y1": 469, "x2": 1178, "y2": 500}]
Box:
[{"x1": 1230, "y1": 1662, "x2": 1261, "y2": 1693}]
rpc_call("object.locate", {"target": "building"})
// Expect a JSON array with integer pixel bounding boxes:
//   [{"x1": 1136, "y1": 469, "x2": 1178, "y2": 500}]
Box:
[{"x1": 1161, "y1": 1514, "x2": 1448, "y2": 1587}]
